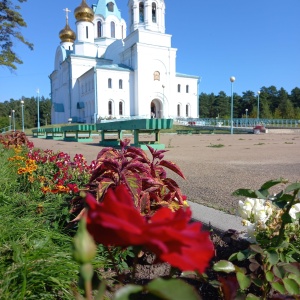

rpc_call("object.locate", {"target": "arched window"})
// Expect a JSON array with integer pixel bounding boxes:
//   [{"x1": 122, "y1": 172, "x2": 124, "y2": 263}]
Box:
[
  {"x1": 97, "y1": 21, "x2": 102, "y2": 37},
  {"x1": 119, "y1": 101, "x2": 123, "y2": 115},
  {"x1": 139, "y1": 2, "x2": 144, "y2": 23},
  {"x1": 86, "y1": 26, "x2": 89, "y2": 39},
  {"x1": 108, "y1": 101, "x2": 113, "y2": 115},
  {"x1": 186, "y1": 104, "x2": 190, "y2": 117},
  {"x1": 111, "y1": 21, "x2": 115, "y2": 38},
  {"x1": 153, "y1": 71, "x2": 160, "y2": 81},
  {"x1": 107, "y1": 2, "x2": 114, "y2": 12},
  {"x1": 186, "y1": 85, "x2": 189, "y2": 93},
  {"x1": 177, "y1": 104, "x2": 181, "y2": 117},
  {"x1": 108, "y1": 78, "x2": 112, "y2": 88},
  {"x1": 177, "y1": 84, "x2": 181, "y2": 93},
  {"x1": 119, "y1": 79, "x2": 123, "y2": 89},
  {"x1": 152, "y1": 3, "x2": 156, "y2": 22}
]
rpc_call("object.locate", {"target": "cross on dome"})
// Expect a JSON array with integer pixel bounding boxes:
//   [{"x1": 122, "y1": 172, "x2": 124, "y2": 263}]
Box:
[{"x1": 63, "y1": 8, "x2": 71, "y2": 23}]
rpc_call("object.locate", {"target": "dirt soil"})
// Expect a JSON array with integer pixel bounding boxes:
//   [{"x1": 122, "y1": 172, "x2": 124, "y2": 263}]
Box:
[{"x1": 29, "y1": 132, "x2": 300, "y2": 214}]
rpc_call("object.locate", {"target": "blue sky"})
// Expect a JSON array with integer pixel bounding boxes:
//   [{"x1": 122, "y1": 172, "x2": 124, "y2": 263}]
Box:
[{"x1": 0, "y1": 0, "x2": 299, "y2": 102}]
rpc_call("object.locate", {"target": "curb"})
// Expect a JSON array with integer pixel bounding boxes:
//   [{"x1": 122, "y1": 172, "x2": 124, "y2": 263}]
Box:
[{"x1": 188, "y1": 201, "x2": 245, "y2": 234}]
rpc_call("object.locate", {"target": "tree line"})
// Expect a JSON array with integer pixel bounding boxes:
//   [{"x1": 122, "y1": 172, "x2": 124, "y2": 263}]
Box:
[
  {"x1": 199, "y1": 86, "x2": 300, "y2": 119},
  {"x1": 0, "y1": 97, "x2": 51, "y2": 130}
]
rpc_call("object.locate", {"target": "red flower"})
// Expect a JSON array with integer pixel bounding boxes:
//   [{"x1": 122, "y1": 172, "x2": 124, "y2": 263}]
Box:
[
  {"x1": 85, "y1": 184, "x2": 214, "y2": 273},
  {"x1": 85, "y1": 184, "x2": 147, "y2": 246}
]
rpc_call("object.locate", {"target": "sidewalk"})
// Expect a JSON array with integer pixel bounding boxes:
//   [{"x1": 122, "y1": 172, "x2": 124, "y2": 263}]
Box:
[{"x1": 188, "y1": 201, "x2": 245, "y2": 233}]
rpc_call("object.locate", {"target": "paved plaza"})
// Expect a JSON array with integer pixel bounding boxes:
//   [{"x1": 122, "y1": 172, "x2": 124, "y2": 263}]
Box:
[{"x1": 29, "y1": 132, "x2": 300, "y2": 215}]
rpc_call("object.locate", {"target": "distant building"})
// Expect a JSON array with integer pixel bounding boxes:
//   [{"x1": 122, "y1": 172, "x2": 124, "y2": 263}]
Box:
[{"x1": 50, "y1": 0, "x2": 199, "y2": 124}]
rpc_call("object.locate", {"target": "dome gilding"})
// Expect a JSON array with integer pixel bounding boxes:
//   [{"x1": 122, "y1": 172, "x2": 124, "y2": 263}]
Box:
[
  {"x1": 74, "y1": 0, "x2": 94, "y2": 22},
  {"x1": 59, "y1": 24, "x2": 76, "y2": 43}
]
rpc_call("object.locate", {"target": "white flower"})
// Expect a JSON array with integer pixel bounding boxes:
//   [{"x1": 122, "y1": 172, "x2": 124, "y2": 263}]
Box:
[
  {"x1": 242, "y1": 220, "x2": 256, "y2": 243},
  {"x1": 289, "y1": 203, "x2": 300, "y2": 220},
  {"x1": 238, "y1": 198, "x2": 273, "y2": 224}
]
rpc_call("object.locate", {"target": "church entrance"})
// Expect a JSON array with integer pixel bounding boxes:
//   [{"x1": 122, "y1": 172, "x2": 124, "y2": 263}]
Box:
[{"x1": 150, "y1": 99, "x2": 162, "y2": 118}]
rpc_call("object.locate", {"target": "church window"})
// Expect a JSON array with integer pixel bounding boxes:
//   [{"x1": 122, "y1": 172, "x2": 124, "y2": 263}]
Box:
[
  {"x1": 108, "y1": 101, "x2": 113, "y2": 115},
  {"x1": 177, "y1": 84, "x2": 181, "y2": 93},
  {"x1": 97, "y1": 21, "x2": 102, "y2": 37},
  {"x1": 139, "y1": 2, "x2": 144, "y2": 23},
  {"x1": 86, "y1": 26, "x2": 89, "y2": 39},
  {"x1": 152, "y1": 3, "x2": 156, "y2": 23},
  {"x1": 119, "y1": 101, "x2": 123, "y2": 115},
  {"x1": 119, "y1": 79, "x2": 123, "y2": 89},
  {"x1": 111, "y1": 21, "x2": 115, "y2": 38},
  {"x1": 108, "y1": 78, "x2": 112, "y2": 88},
  {"x1": 154, "y1": 71, "x2": 160, "y2": 81},
  {"x1": 177, "y1": 104, "x2": 181, "y2": 117},
  {"x1": 186, "y1": 104, "x2": 190, "y2": 117},
  {"x1": 107, "y1": 2, "x2": 114, "y2": 12},
  {"x1": 186, "y1": 85, "x2": 189, "y2": 93},
  {"x1": 131, "y1": 6, "x2": 134, "y2": 24}
]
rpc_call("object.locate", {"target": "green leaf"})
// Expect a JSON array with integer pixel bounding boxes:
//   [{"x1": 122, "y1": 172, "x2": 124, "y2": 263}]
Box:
[
  {"x1": 250, "y1": 244, "x2": 263, "y2": 254},
  {"x1": 114, "y1": 284, "x2": 143, "y2": 300},
  {"x1": 95, "y1": 281, "x2": 107, "y2": 300},
  {"x1": 283, "y1": 278, "x2": 300, "y2": 295},
  {"x1": 213, "y1": 260, "x2": 236, "y2": 273},
  {"x1": 237, "y1": 251, "x2": 247, "y2": 261},
  {"x1": 283, "y1": 263, "x2": 300, "y2": 276},
  {"x1": 246, "y1": 293, "x2": 261, "y2": 300},
  {"x1": 271, "y1": 282, "x2": 286, "y2": 294},
  {"x1": 252, "y1": 278, "x2": 263, "y2": 287},
  {"x1": 146, "y1": 278, "x2": 201, "y2": 300},
  {"x1": 255, "y1": 190, "x2": 267, "y2": 199},
  {"x1": 288, "y1": 273, "x2": 300, "y2": 285},
  {"x1": 237, "y1": 272, "x2": 251, "y2": 290},
  {"x1": 260, "y1": 179, "x2": 284, "y2": 191},
  {"x1": 273, "y1": 265, "x2": 285, "y2": 279},
  {"x1": 266, "y1": 251, "x2": 279, "y2": 266},
  {"x1": 232, "y1": 189, "x2": 256, "y2": 197},
  {"x1": 284, "y1": 182, "x2": 300, "y2": 194},
  {"x1": 265, "y1": 271, "x2": 274, "y2": 282}
]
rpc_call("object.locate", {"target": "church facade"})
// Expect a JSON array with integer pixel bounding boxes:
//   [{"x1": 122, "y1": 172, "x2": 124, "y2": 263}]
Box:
[{"x1": 50, "y1": 0, "x2": 199, "y2": 124}]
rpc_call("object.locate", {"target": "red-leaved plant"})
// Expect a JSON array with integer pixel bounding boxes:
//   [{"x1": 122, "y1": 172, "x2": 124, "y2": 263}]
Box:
[{"x1": 74, "y1": 138, "x2": 187, "y2": 218}]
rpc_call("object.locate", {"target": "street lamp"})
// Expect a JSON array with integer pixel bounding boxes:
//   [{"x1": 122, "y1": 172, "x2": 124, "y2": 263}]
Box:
[
  {"x1": 21, "y1": 100, "x2": 25, "y2": 132},
  {"x1": 229, "y1": 76, "x2": 236, "y2": 134},
  {"x1": 12, "y1": 110, "x2": 15, "y2": 131},
  {"x1": 245, "y1": 108, "x2": 248, "y2": 125},
  {"x1": 37, "y1": 88, "x2": 40, "y2": 129},
  {"x1": 257, "y1": 91, "x2": 260, "y2": 123}
]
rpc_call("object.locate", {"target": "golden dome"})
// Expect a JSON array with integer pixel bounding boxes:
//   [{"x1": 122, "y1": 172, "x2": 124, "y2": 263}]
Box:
[
  {"x1": 74, "y1": 0, "x2": 94, "y2": 22},
  {"x1": 59, "y1": 23, "x2": 76, "y2": 43}
]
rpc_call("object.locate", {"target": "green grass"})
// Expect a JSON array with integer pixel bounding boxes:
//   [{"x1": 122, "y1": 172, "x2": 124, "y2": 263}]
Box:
[
  {"x1": 0, "y1": 145, "x2": 80, "y2": 299},
  {"x1": 207, "y1": 143, "x2": 225, "y2": 148}
]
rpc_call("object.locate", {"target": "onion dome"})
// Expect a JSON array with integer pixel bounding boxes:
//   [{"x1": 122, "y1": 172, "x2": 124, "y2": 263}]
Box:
[
  {"x1": 74, "y1": 0, "x2": 94, "y2": 22},
  {"x1": 59, "y1": 23, "x2": 76, "y2": 43}
]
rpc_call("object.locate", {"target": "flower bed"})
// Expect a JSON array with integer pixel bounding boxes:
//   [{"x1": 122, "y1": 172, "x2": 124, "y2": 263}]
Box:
[{"x1": 0, "y1": 131, "x2": 299, "y2": 299}]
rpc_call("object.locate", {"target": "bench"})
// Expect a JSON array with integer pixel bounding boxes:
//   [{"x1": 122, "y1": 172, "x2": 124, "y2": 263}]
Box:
[
  {"x1": 45, "y1": 127, "x2": 63, "y2": 140},
  {"x1": 96, "y1": 119, "x2": 173, "y2": 149},
  {"x1": 60, "y1": 124, "x2": 96, "y2": 142},
  {"x1": 32, "y1": 128, "x2": 46, "y2": 138}
]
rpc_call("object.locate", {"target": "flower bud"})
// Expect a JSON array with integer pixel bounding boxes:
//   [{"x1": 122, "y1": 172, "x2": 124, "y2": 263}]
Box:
[{"x1": 73, "y1": 217, "x2": 97, "y2": 264}]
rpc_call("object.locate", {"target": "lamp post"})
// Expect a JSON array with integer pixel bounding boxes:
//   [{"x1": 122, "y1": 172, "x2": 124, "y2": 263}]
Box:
[
  {"x1": 257, "y1": 91, "x2": 260, "y2": 123},
  {"x1": 9, "y1": 115, "x2": 11, "y2": 131},
  {"x1": 245, "y1": 108, "x2": 248, "y2": 126},
  {"x1": 21, "y1": 100, "x2": 25, "y2": 132},
  {"x1": 12, "y1": 110, "x2": 15, "y2": 131},
  {"x1": 229, "y1": 76, "x2": 236, "y2": 134},
  {"x1": 37, "y1": 88, "x2": 40, "y2": 129}
]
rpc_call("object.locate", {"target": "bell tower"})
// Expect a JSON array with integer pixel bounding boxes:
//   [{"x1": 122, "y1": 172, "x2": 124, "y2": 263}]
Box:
[{"x1": 128, "y1": 0, "x2": 165, "y2": 33}]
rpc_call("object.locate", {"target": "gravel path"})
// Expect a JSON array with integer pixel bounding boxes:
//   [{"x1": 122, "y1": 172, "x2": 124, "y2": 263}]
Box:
[{"x1": 29, "y1": 132, "x2": 300, "y2": 214}]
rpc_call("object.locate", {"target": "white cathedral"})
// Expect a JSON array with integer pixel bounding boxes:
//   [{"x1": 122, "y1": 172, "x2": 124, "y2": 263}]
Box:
[{"x1": 50, "y1": 0, "x2": 199, "y2": 124}]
